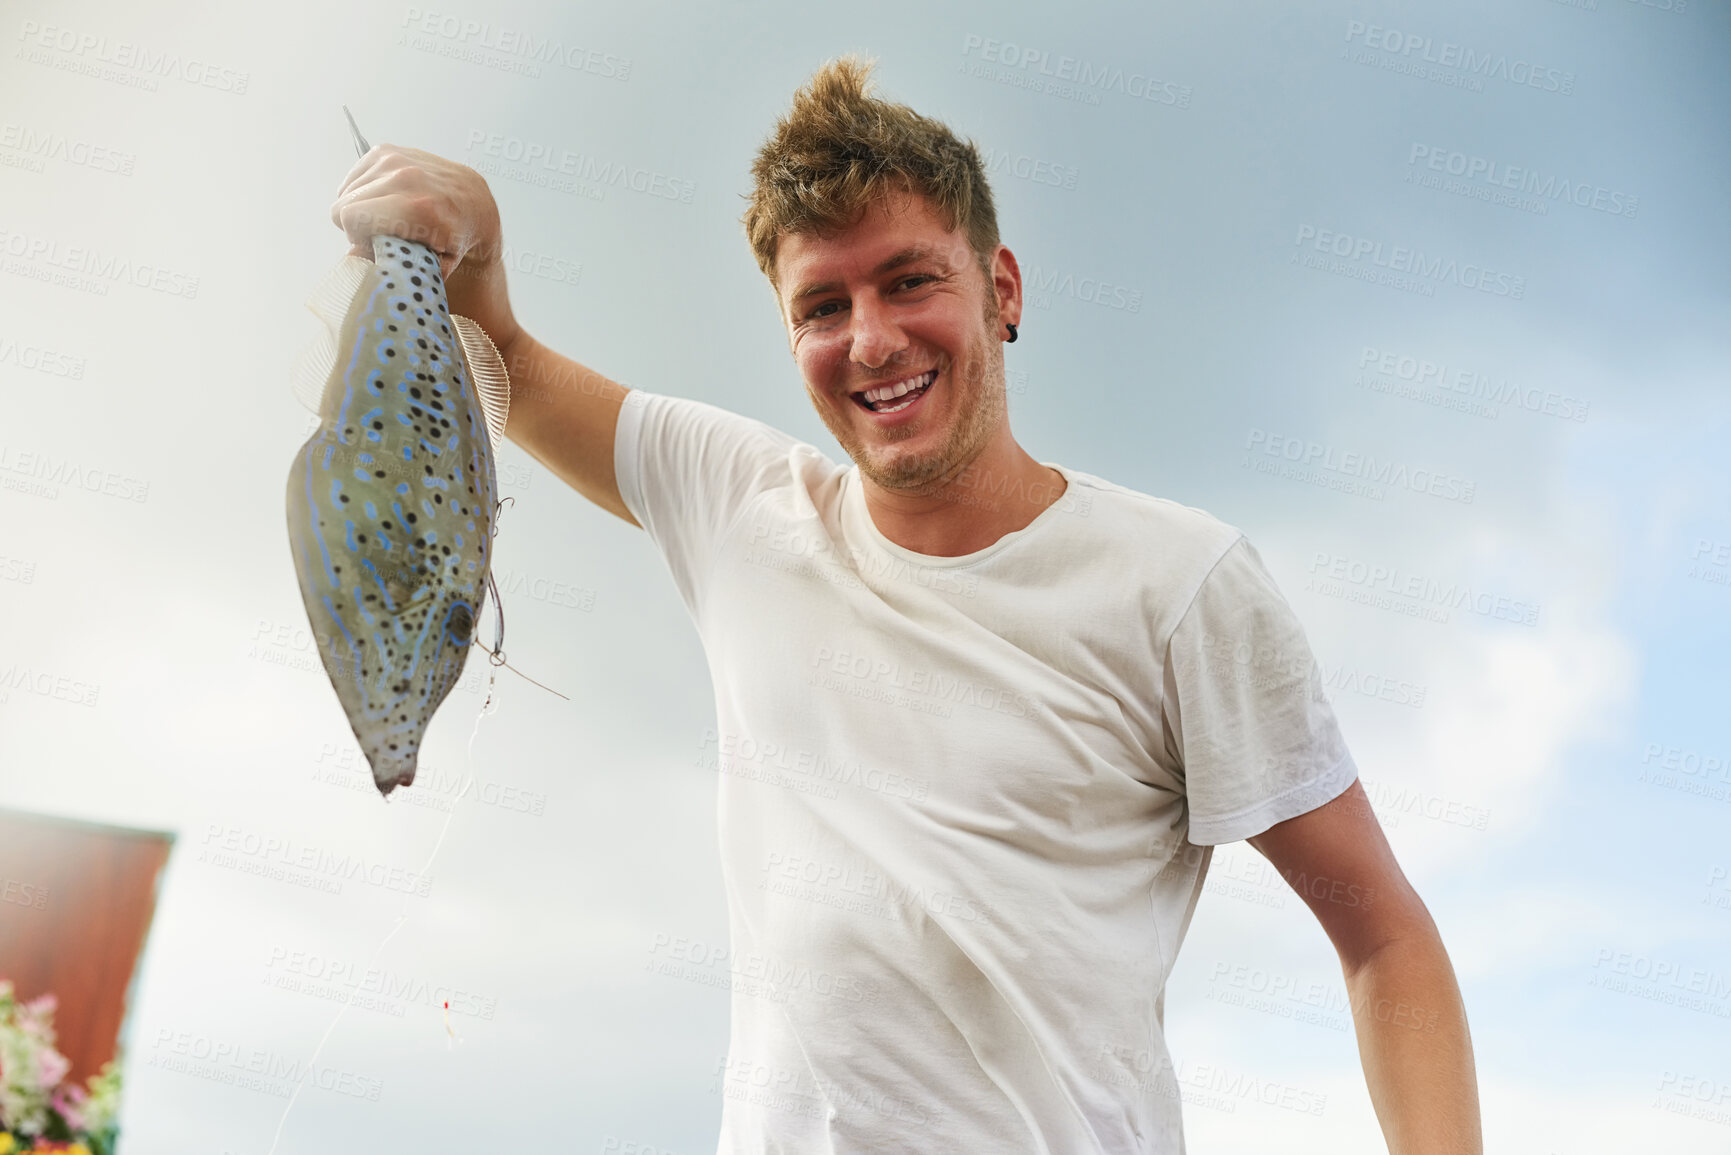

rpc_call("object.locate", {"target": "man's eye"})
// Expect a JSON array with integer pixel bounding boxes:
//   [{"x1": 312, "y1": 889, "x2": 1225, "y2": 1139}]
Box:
[
  {"x1": 809, "y1": 301, "x2": 843, "y2": 320},
  {"x1": 898, "y1": 275, "x2": 932, "y2": 291}
]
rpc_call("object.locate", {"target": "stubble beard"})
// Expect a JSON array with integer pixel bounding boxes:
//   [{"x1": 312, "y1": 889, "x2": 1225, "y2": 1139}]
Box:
[{"x1": 813, "y1": 310, "x2": 1007, "y2": 497}]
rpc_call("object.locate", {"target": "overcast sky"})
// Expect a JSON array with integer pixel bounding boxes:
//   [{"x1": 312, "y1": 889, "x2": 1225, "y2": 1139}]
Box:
[{"x1": 2, "y1": 0, "x2": 1728, "y2": 1151}]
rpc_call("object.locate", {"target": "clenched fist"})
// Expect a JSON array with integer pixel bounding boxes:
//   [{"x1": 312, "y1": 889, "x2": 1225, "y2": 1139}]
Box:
[{"x1": 331, "y1": 143, "x2": 521, "y2": 355}]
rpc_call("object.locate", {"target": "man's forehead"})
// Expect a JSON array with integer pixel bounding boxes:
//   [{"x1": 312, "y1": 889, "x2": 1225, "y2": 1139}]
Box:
[{"x1": 778, "y1": 194, "x2": 973, "y2": 301}]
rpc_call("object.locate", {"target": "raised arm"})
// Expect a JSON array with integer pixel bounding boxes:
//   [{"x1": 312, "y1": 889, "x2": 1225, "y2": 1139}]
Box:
[{"x1": 330, "y1": 144, "x2": 639, "y2": 527}]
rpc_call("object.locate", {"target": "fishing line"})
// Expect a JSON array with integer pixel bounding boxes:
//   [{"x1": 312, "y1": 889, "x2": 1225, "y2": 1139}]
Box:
[
  {"x1": 266, "y1": 686, "x2": 486, "y2": 1154},
  {"x1": 470, "y1": 494, "x2": 571, "y2": 702},
  {"x1": 269, "y1": 503, "x2": 554, "y2": 1149},
  {"x1": 268, "y1": 588, "x2": 503, "y2": 1152}
]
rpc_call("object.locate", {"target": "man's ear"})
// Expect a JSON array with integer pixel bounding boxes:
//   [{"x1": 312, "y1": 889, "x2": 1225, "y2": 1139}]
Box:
[{"x1": 991, "y1": 244, "x2": 1023, "y2": 330}]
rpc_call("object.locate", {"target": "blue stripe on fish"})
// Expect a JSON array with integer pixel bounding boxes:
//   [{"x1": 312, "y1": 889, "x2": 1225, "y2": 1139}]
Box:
[{"x1": 303, "y1": 445, "x2": 338, "y2": 590}]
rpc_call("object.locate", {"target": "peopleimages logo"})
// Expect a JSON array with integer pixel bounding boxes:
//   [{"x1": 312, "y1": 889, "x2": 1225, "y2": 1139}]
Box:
[
  {"x1": 1357, "y1": 346, "x2": 1590, "y2": 423},
  {"x1": 14, "y1": 19, "x2": 251, "y2": 94},
  {"x1": 0, "y1": 334, "x2": 86, "y2": 379},
  {"x1": 1407, "y1": 144, "x2": 1638, "y2": 218},
  {"x1": 399, "y1": 8, "x2": 630, "y2": 79},
  {"x1": 1343, "y1": 20, "x2": 1575, "y2": 95},
  {"x1": 1293, "y1": 224, "x2": 1526, "y2": 299},
  {"x1": 1245, "y1": 429, "x2": 1477, "y2": 504},
  {"x1": 464, "y1": 130, "x2": 694, "y2": 204},
  {"x1": 0, "y1": 123, "x2": 135, "y2": 175},
  {"x1": 0, "y1": 224, "x2": 200, "y2": 299},
  {"x1": 0, "y1": 443, "x2": 148, "y2": 503},
  {"x1": 1307, "y1": 551, "x2": 1540, "y2": 627},
  {"x1": 959, "y1": 34, "x2": 1192, "y2": 108},
  {"x1": 979, "y1": 147, "x2": 1079, "y2": 190},
  {"x1": 1023, "y1": 264, "x2": 1142, "y2": 312}
]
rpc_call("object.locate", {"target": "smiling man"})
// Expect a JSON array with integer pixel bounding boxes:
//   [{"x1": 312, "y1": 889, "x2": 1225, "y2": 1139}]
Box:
[{"x1": 335, "y1": 55, "x2": 1482, "y2": 1154}]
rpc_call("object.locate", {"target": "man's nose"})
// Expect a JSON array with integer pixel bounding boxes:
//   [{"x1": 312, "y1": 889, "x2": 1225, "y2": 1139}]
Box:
[{"x1": 848, "y1": 296, "x2": 908, "y2": 369}]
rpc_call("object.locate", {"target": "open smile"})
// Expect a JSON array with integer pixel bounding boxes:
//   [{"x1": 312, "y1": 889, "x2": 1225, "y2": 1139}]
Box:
[{"x1": 851, "y1": 368, "x2": 937, "y2": 418}]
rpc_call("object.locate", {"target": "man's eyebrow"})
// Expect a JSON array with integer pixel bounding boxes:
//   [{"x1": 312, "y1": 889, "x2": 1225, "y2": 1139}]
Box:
[{"x1": 790, "y1": 246, "x2": 941, "y2": 304}]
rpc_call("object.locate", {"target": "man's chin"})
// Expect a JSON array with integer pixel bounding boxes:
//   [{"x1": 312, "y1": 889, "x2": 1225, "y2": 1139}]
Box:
[{"x1": 856, "y1": 445, "x2": 955, "y2": 493}]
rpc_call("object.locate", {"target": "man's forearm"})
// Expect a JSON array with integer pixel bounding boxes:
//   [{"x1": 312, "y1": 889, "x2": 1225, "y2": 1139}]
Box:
[
  {"x1": 490, "y1": 327, "x2": 637, "y2": 524},
  {"x1": 1345, "y1": 933, "x2": 1483, "y2": 1155}
]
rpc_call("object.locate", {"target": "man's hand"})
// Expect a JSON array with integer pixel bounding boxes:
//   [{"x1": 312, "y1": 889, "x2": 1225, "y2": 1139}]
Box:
[
  {"x1": 330, "y1": 144, "x2": 521, "y2": 355},
  {"x1": 328, "y1": 143, "x2": 637, "y2": 525}
]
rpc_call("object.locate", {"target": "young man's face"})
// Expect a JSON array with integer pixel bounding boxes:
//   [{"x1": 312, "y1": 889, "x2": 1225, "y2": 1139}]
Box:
[{"x1": 776, "y1": 189, "x2": 1020, "y2": 493}]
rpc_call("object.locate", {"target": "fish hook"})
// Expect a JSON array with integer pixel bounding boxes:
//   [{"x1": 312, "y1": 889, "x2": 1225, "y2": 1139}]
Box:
[
  {"x1": 484, "y1": 568, "x2": 506, "y2": 664},
  {"x1": 470, "y1": 510, "x2": 569, "y2": 701}
]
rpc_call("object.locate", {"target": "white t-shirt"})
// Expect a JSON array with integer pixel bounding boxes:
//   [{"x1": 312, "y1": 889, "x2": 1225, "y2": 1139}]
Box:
[{"x1": 614, "y1": 390, "x2": 1359, "y2": 1154}]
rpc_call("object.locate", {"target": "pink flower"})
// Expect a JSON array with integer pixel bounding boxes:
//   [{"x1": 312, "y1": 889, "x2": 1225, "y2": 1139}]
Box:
[
  {"x1": 51, "y1": 1083, "x2": 88, "y2": 1132},
  {"x1": 36, "y1": 1044, "x2": 71, "y2": 1091}
]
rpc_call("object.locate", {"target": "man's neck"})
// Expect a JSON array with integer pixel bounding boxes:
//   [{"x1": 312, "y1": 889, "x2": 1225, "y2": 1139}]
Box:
[{"x1": 859, "y1": 441, "x2": 1067, "y2": 558}]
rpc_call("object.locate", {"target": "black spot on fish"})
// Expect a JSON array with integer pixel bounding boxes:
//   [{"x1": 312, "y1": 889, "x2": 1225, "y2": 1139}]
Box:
[
  {"x1": 410, "y1": 275, "x2": 422, "y2": 286},
  {"x1": 372, "y1": 421, "x2": 383, "y2": 430},
  {"x1": 339, "y1": 494, "x2": 350, "y2": 503}
]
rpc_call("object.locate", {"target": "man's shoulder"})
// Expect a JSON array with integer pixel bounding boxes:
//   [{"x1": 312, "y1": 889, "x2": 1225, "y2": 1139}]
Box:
[
  {"x1": 625, "y1": 388, "x2": 839, "y2": 476},
  {"x1": 1058, "y1": 465, "x2": 1245, "y2": 570}
]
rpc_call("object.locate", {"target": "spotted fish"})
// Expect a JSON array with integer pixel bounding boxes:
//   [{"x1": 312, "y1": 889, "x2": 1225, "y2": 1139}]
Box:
[{"x1": 285, "y1": 113, "x2": 510, "y2": 797}]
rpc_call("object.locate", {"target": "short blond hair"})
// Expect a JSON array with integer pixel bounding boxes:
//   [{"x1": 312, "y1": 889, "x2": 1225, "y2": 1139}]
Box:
[{"x1": 742, "y1": 54, "x2": 1001, "y2": 292}]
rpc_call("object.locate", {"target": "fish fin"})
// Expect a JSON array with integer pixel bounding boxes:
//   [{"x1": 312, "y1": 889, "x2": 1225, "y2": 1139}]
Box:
[
  {"x1": 289, "y1": 255, "x2": 373, "y2": 414},
  {"x1": 451, "y1": 314, "x2": 511, "y2": 454}
]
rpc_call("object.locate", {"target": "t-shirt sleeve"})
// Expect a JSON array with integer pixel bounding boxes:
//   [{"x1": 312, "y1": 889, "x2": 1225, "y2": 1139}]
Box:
[
  {"x1": 1163, "y1": 535, "x2": 1359, "y2": 845},
  {"x1": 613, "y1": 389, "x2": 802, "y2": 619}
]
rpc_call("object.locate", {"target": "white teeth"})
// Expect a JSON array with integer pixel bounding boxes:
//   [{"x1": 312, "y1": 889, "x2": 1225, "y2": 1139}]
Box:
[{"x1": 862, "y1": 370, "x2": 935, "y2": 405}]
